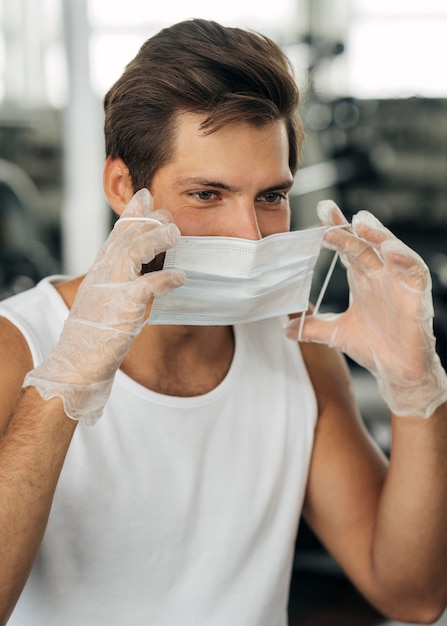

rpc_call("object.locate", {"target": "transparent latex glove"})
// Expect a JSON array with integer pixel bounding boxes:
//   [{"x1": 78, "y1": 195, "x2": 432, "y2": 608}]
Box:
[
  {"x1": 285, "y1": 200, "x2": 447, "y2": 418},
  {"x1": 24, "y1": 188, "x2": 185, "y2": 425}
]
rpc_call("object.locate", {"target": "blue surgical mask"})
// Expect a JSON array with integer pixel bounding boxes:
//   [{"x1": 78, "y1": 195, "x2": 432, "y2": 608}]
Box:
[{"x1": 147, "y1": 226, "x2": 329, "y2": 325}]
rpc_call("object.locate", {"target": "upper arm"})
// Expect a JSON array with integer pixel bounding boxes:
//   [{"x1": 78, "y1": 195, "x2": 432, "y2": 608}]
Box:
[
  {"x1": 300, "y1": 341, "x2": 389, "y2": 593},
  {"x1": 0, "y1": 316, "x2": 33, "y2": 431}
]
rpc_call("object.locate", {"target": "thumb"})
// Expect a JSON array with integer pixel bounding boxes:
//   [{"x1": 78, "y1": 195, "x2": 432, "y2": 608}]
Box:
[
  {"x1": 284, "y1": 312, "x2": 342, "y2": 346},
  {"x1": 132, "y1": 268, "x2": 186, "y2": 302}
]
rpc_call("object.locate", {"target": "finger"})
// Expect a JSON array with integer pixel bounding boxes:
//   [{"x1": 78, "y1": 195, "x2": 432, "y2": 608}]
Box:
[
  {"x1": 352, "y1": 210, "x2": 397, "y2": 248},
  {"x1": 102, "y1": 222, "x2": 180, "y2": 277},
  {"x1": 136, "y1": 268, "x2": 186, "y2": 299},
  {"x1": 316, "y1": 202, "x2": 383, "y2": 272},
  {"x1": 114, "y1": 212, "x2": 180, "y2": 248},
  {"x1": 119, "y1": 189, "x2": 175, "y2": 225},
  {"x1": 149, "y1": 208, "x2": 175, "y2": 224},
  {"x1": 317, "y1": 200, "x2": 349, "y2": 226},
  {"x1": 284, "y1": 313, "x2": 342, "y2": 346},
  {"x1": 382, "y1": 238, "x2": 432, "y2": 292},
  {"x1": 352, "y1": 211, "x2": 431, "y2": 291},
  {"x1": 126, "y1": 223, "x2": 181, "y2": 266},
  {"x1": 324, "y1": 226, "x2": 383, "y2": 272}
]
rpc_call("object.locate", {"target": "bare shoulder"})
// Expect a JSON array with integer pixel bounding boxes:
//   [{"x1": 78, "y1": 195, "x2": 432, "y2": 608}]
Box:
[
  {"x1": 0, "y1": 276, "x2": 83, "y2": 431},
  {"x1": 0, "y1": 316, "x2": 34, "y2": 428}
]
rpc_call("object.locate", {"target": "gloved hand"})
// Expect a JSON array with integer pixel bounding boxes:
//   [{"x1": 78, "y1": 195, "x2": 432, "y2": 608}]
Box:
[
  {"x1": 24, "y1": 188, "x2": 185, "y2": 425},
  {"x1": 285, "y1": 200, "x2": 447, "y2": 418}
]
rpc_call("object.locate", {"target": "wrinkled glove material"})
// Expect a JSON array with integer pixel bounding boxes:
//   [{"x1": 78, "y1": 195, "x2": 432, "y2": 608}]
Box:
[
  {"x1": 285, "y1": 200, "x2": 447, "y2": 419},
  {"x1": 24, "y1": 189, "x2": 184, "y2": 425}
]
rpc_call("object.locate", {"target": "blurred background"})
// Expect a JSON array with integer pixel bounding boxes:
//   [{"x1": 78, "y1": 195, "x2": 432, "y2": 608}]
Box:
[{"x1": 0, "y1": 1, "x2": 446, "y2": 623}]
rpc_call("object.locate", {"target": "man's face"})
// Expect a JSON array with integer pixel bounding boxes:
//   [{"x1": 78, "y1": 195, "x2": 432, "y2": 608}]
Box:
[{"x1": 150, "y1": 112, "x2": 293, "y2": 239}]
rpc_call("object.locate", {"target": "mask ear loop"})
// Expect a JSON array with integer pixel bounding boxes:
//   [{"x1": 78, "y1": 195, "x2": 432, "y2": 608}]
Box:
[
  {"x1": 297, "y1": 223, "x2": 349, "y2": 341},
  {"x1": 312, "y1": 250, "x2": 340, "y2": 317},
  {"x1": 297, "y1": 251, "x2": 339, "y2": 341},
  {"x1": 114, "y1": 217, "x2": 163, "y2": 227}
]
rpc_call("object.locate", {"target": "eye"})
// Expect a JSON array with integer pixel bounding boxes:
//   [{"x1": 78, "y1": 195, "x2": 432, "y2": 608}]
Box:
[
  {"x1": 258, "y1": 192, "x2": 288, "y2": 205},
  {"x1": 192, "y1": 190, "x2": 218, "y2": 201}
]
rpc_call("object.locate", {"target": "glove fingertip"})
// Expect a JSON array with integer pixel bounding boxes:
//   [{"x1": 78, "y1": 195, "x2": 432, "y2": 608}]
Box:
[
  {"x1": 352, "y1": 210, "x2": 382, "y2": 230},
  {"x1": 381, "y1": 239, "x2": 431, "y2": 288},
  {"x1": 316, "y1": 200, "x2": 340, "y2": 225},
  {"x1": 142, "y1": 268, "x2": 186, "y2": 296},
  {"x1": 166, "y1": 268, "x2": 186, "y2": 286},
  {"x1": 284, "y1": 313, "x2": 340, "y2": 345},
  {"x1": 121, "y1": 188, "x2": 154, "y2": 219}
]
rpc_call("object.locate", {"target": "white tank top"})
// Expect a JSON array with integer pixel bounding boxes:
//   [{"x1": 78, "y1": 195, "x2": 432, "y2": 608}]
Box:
[{"x1": 0, "y1": 277, "x2": 317, "y2": 626}]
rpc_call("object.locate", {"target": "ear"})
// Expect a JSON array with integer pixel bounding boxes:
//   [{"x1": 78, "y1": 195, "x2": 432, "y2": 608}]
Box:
[{"x1": 103, "y1": 157, "x2": 135, "y2": 216}]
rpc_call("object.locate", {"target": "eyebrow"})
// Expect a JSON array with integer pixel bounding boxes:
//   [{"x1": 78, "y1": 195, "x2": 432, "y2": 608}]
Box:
[{"x1": 172, "y1": 176, "x2": 294, "y2": 194}]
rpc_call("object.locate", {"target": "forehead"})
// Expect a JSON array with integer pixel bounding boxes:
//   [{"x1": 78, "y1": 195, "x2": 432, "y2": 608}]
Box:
[{"x1": 164, "y1": 112, "x2": 291, "y2": 178}]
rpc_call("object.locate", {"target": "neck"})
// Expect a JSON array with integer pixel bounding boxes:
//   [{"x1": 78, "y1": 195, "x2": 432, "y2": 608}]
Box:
[
  {"x1": 121, "y1": 323, "x2": 235, "y2": 397},
  {"x1": 55, "y1": 276, "x2": 235, "y2": 397}
]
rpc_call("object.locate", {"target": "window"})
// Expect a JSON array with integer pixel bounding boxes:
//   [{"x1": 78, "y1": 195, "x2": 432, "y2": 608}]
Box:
[
  {"x1": 347, "y1": 0, "x2": 447, "y2": 97},
  {"x1": 88, "y1": 0, "x2": 298, "y2": 97},
  {"x1": 0, "y1": 0, "x2": 65, "y2": 107}
]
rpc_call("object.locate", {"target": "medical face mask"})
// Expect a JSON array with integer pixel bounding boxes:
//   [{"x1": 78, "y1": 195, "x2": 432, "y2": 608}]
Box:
[{"x1": 147, "y1": 225, "x2": 335, "y2": 326}]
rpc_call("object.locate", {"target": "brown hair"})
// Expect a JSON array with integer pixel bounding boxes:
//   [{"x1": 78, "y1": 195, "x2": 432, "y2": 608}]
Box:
[{"x1": 104, "y1": 19, "x2": 304, "y2": 190}]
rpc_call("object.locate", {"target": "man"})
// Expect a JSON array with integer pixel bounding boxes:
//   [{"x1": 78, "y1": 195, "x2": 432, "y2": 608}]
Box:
[{"x1": 0, "y1": 18, "x2": 446, "y2": 626}]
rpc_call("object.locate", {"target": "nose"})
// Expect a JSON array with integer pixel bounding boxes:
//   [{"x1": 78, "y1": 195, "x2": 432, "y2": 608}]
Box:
[{"x1": 226, "y1": 199, "x2": 262, "y2": 240}]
